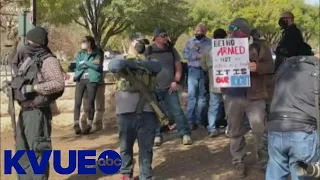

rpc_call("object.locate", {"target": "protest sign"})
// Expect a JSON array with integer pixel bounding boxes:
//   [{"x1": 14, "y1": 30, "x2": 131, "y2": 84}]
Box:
[{"x1": 212, "y1": 38, "x2": 250, "y2": 88}]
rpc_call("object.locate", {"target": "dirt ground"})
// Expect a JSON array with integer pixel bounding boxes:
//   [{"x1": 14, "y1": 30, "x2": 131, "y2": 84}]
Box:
[{"x1": 0, "y1": 123, "x2": 265, "y2": 180}]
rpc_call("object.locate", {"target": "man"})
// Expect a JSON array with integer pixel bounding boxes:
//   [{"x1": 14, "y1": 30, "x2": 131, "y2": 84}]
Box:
[
  {"x1": 183, "y1": 24, "x2": 211, "y2": 130},
  {"x1": 200, "y1": 28, "x2": 227, "y2": 137},
  {"x1": 266, "y1": 56, "x2": 319, "y2": 180},
  {"x1": 11, "y1": 27, "x2": 65, "y2": 180},
  {"x1": 275, "y1": 11, "x2": 313, "y2": 71},
  {"x1": 251, "y1": 28, "x2": 274, "y2": 171},
  {"x1": 224, "y1": 18, "x2": 274, "y2": 177},
  {"x1": 147, "y1": 28, "x2": 192, "y2": 146},
  {"x1": 108, "y1": 33, "x2": 159, "y2": 180}
]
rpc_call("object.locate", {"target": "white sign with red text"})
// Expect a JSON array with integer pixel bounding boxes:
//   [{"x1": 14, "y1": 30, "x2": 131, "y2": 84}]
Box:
[{"x1": 211, "y1": 38, "x2": 250, "y2": 88}]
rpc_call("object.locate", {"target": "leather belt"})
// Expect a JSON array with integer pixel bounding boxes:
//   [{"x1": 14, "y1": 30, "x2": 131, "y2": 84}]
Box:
[{"x1": 269, "y1": 111, "x2": 316, "y2": 125}]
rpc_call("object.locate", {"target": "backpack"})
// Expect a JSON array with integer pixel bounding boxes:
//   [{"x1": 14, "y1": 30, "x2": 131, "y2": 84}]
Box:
[
  {"x1": 11, "y1": 54, "x2": 64, "y2": 107},
  {"x1": 145, "y1": 45, "x2": 183, "y2": 78}
]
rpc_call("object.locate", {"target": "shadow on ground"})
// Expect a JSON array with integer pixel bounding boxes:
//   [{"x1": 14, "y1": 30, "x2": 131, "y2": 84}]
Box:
[
  {"x1": 64, "y1": 163, "x2": 114, "y2": 180},
  {"x1": 153, "y1": 130, "x2": 263, "y2": 180},
  {"x1": 56, "y1": 126, "x2": 119, "y2": 142}
]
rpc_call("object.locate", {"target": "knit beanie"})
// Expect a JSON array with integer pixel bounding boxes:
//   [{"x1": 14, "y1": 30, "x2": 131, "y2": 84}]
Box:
[{"x1": 26, "y1": 27, "x2": 49, "y2": 46}]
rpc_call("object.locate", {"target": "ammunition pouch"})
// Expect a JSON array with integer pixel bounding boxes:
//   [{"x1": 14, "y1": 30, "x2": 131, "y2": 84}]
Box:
[
  {"x1": 11, "y1": 54, "x2": 63, "y2": 108},
  {"x1": 115, "y1": 68, "x2": 157, "y2": 92}
]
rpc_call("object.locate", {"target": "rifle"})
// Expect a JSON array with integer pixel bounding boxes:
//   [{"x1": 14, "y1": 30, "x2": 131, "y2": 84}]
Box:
[
  {"x1": 117, "y1": 67, "x2": 170, "y2": 127},
  {"x1": 1, "y1": 47, "x2": 17, "y2": 145}
]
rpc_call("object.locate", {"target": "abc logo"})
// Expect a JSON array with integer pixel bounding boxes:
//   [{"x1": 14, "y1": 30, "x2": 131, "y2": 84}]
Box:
[{"x1": 97, "y1": 150, "x2": 122, "y2": 174}]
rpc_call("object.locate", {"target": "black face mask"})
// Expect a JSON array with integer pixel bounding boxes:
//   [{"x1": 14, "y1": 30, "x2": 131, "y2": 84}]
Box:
[
  {"x1": 195, "y1": 34, "x2": 205, "y2": 40},
  {"x1": 134, "y1": 42, "x2": 145, "y2": 54},
  {"x1": 278, "y1": 18, "x2": 288, "y2": 29}
]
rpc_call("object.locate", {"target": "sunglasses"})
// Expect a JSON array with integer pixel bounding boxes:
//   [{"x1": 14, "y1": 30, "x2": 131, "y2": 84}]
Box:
[
  {"x1": 228, "y1": 25, "x2": 239, "y2": 32},
  {"x1": 158, "y1": 34, "x2": 168, "y2": 38},
  {"x1": 82, "y1": 40, "x2": 88, "y2": 43}
]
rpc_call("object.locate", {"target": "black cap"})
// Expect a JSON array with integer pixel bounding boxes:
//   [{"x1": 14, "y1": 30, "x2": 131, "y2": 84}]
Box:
[
  {"x1": 26, "y1": 27, "x2": 49, "y2": 46},
  {"x1": 153, "y1": 28, "x2": 167, "y2": 38},
  {"x1": 129, "y1": 32, "x2": 149, "y2": 45}
]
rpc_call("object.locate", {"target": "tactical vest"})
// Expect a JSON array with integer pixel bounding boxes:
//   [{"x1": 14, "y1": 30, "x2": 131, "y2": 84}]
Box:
[
  {"x1": 115, "y1": 55, "x2": 157, "y2": 92},
  {"x1": 11, "y1": 54, "x2": 64, "y2": 108}
]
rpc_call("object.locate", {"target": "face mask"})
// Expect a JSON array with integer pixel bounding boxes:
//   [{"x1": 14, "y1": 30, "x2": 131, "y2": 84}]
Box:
[
  {"x1": 230, "y1": 30, "x2": 248, "y2": 38},
  {"x1": 278, "y1": 18, "x2": 288, "y2": 29},
  {"x1": 195, "y1": 34, "x2": 205, "y2": 40},
  {"x1": 81, "y1": 43, "x2": 88, "y2": 50}
]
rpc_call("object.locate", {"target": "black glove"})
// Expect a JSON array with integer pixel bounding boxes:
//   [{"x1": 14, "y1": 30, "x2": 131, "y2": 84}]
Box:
[{"x1": 21, "y1": 85, "x2": 35, "y2": 94}]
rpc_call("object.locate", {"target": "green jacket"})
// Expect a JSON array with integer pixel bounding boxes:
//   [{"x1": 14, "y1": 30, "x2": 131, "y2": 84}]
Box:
[
  {"x1": 74, "y1": 48, "x2": 103, "y2": 83},
  {"x1": 200, "y1": 46, "x2": 221, "y2": 93}
]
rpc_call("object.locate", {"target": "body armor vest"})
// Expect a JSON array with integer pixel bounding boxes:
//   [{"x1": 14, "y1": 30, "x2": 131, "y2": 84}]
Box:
[{"x1": 11, "y1": 54, "x2": 64, "y2": 108}]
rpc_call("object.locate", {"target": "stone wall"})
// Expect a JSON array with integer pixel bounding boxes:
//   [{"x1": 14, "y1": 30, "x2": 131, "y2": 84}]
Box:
[
  {"x1": 0, "y1": 72, "x2": 188, "y2": 132},
  {"x1": 0, "y1": 72, "x2": 118, "y2": 128}
]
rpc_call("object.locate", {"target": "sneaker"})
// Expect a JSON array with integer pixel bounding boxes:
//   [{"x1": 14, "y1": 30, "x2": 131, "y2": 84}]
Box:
[
  {"x1": 208, "y1": 130, "x2": 219, "y2": 138},
  {"x1": 120, "y1": 175, "x2": 131, "y2": 180},
  {"x1": 225, "y1": 126, "x2": 230, "y2": 137},
  {"x1": 182, "y1": 135, "x2": 193, "y2": 145},
  {"x1": 90, "y1": 124, "x2": 102, "y2": 133},
  {"x1": 154, "y1": 136, "x2": 163, "y2": 147},
  {"x1": 235, "y1": 163, "x2": 247, "y2": 178},
  {"x1": 73, "y1": 124, "x2": 81, "y2": 135},
  {"x1": 82, "y1": 124, "x2": 92, "y2": 135}
]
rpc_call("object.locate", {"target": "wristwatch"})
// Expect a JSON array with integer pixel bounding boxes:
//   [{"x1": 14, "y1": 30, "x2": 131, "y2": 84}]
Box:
[{"x1": 174, "y1": 80, "x2": 180, "y2": 84}]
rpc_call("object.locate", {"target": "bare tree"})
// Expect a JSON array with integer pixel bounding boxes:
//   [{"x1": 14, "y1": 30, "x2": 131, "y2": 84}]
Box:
[{"x1": 72, "y1": 0, "x2": 132, "y2": 49}]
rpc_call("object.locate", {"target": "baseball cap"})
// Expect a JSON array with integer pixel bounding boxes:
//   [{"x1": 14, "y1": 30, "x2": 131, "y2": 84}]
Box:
[
  {"x1": 152, "y1": 28, "x2": 168, "y2": 40},
  {"x1": 229, "y1": 18, "x2": 253, "y2": 35}
]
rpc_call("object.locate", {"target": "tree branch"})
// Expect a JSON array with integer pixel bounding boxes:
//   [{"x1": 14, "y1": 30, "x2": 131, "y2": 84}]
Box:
[
  {"x1": 92, "y1": 0, "x2": 98, "y2": 36},
  {"x1": 85, "y1": 0, "x2": 94, "y2": 25},
  {"x1": 78, "y1": 4, "x2": 90, "y2": 31},
  {"x1": 113, "y1": 20, "x2": 131, "y2": 34},
  {"x1": 73, "y1": 16, "x2": 87, "y2": 28}
]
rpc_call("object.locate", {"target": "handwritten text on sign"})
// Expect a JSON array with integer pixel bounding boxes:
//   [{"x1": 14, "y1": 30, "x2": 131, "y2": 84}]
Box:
[{"x1": 212, "y1": 38, "x2": 250, "y2": 88}]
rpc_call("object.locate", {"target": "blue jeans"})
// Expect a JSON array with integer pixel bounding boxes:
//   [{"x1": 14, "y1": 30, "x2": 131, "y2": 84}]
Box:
[
  {"x1": 118, "y1": 112, "x2": 157, "y2": 180},
  {"x1": 207, "y1": 93, "x2": 223, "y2": 132},
  {"x1": 187, "y1": 67, "x2": 207, "y2": 125},
  {"x1": 155, "y1": 89, "x2": 190, "y2": 137},
  {"x1": 266, "y1": 131, "x2": 319, "y2": 180}
]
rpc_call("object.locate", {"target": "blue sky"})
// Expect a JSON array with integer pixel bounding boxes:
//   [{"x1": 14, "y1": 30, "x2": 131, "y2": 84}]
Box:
[{"x1": 304, "y1": 0, "x2": 320, "y2": 6}]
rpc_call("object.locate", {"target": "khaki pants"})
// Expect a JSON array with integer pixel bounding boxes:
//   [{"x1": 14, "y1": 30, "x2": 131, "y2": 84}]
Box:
[{"x1": 224, "y1": 95, "x2": 266, "y2": 164}]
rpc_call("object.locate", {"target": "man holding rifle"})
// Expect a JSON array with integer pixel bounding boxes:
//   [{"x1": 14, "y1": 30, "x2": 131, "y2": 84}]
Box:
[{"x1": 108, "y1": 33, "x2": 165, "y2": 180}]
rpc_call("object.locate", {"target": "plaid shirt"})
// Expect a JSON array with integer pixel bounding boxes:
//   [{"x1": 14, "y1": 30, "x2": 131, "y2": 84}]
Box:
[{"x1": 36, "y1": 56, "x2": 65, "y2": 95}]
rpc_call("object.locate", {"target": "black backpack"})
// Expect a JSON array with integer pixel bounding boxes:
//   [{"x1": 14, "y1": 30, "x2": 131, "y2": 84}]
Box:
[
  {"x1": 11, "y1": 54, "x2": 64, "y2": 107},
  {"x1": 145, "y1": 45, "x2": 183, "y2": 76}
]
